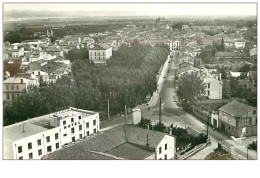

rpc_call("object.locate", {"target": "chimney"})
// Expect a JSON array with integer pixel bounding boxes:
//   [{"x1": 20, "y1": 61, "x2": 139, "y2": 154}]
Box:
[
  {"x1": 21, "y1": 79, "x2": 23, "y2": 84},
  {"x1": 169, "y1": 127, "x2": 172, "y2": 135}
]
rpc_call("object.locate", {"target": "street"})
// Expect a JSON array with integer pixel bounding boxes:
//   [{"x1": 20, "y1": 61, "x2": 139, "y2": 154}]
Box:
[{"x1": 100, "y1": 50, "x2": 257, "y2": 160}]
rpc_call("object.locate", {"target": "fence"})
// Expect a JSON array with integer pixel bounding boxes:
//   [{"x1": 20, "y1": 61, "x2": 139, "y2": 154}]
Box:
[{"x1": 218, "y1": 142, "x2": 231, "y2": 154}]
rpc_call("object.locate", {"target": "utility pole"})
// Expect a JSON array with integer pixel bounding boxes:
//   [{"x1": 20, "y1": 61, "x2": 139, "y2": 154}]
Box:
[
  {"x1": 125, "y1": 105, "x2": 127, "y2": 125},
  {"x1": 107, "y1": 98, "x2": 110, "y2": 120},
  {"x1": 247, "y1": 148, "x2": 249, "y2": 160},
  {"x1": 207, "y1": 112, "x2": 210, "y2": 137},
  {"x1": 108, "y1": 92, "x2": 112, "y2": 120},
  {"x1": 159, "y1": 98, "x2": 162, "y2": 123}
]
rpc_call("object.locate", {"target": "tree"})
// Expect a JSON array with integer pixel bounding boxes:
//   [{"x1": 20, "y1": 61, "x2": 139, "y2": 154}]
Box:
[
  {"x1": 137, "y1": 117, "x2": 152, "y2": 129},
  {"x1": 65, "y1": 48, "x2": 89, "y2": 61},
  {"x1": 239, "y1": 64, "x2": 251, "y2": 73},
  {"x1": 177, "y1": 72, "x2": 206, "y2": 106},
  {"x1": 198, "y1": 45, "x2": 217, "y2": 64},
  {"x1": 219, "y1": 37, "x2": 225, "y2": 51},
  {"x1": 153, "y1": 122, "x2": 166, "y2": 132},
  {"x1": 217, "y1": 67, "x2": 227, "y2": 79}
]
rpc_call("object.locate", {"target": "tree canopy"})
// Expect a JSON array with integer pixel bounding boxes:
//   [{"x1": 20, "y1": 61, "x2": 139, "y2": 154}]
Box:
[
  {"x1": 177, "y1": 72, "x2": 206, "y2": 106},
  {"x1": 4, "y1": 42, "x2": 169, "y2": 126}
]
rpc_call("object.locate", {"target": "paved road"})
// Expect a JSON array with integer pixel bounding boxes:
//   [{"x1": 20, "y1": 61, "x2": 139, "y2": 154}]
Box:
[{"x1": 99, "y1": 50, "x2": 257, "y2": 159}]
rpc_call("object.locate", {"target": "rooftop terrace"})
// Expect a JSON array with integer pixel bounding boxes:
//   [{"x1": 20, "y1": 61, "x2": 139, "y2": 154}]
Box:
[{"x1": 4, "y1": 107, "x2": 98, "y2": 142}]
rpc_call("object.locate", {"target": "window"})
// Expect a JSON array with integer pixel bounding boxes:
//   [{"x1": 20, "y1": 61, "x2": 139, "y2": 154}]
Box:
[
  {"x1": 29, "y1": 153, "x2": 33, "y2": 159},
  {"x1": 253, "y1": 110, "x2": 256, "y2": 115},
  {"x1": 78, "y1": 115, "x2": 82, "y2": 120},
  {"x1": 38, "y1": 149, "x2": 42, "y2": 156},
  {"x1": 249, "y1": 117, "x2": 252, "y2": 125},
  {"x1": 79, "y1": 134, "x2": 83, "y2": 139},
  {"x1": 71, "y1": 118, "x2": 74, "y2": 122},
  {"x1": 47, "y1": 146, "x2": 52, "y2": 153},
  {"x1": 72, "y1": 137, "x2": 76, "y2": 142},
  {"x1": 7, "y1": 94, "x2": 10, "y2": 100},
  {"x1": 11, "y1": 85, "x2": 14, "y2": 90},
  {"x1": 18, "y1": 146, "x2": 22, "y2": 153},
  {"x1": 93, "y1": 120, "x2": 96, "y2": 126},
  {"x1": 208, "y1": 83, "x2": 210, "y2": 88},
  {"x1": 37, "y1": 139, "x2": 41, "y2": 146},
  {"x1": 12, "y1": 94, "x2": 15, "y2": 99},
  {"x1": 16, "y1": 85, "x2": 19, "y2": 90},
  {"x1": 56, "y1": 143, "x2": 59, "y2": 149},
  {"x1": 28, "y1": 142, "x2": 32, "y2": 150},
  {"x1": 86, "y1": 131, "x2": 90, "y2": 136},
  {"x1": 19, "y1": 156, "x2": 23, "y2": 160},
  {"x1": 165, "y1": 144, "x2": 167, "y2": 150},
  {"x1": 79, "y1": 125, "x2": 82, "y2": 131},
  {"x1": 46, "y1": 136, "x2": 50, "y2": 142},
  {"x1": 93, "y1": 128, "x2": 97, "y2": 134},
  {"x1": 63, "y1": 134, "x2": 67, "y2": 137},
  {"x1": 86, "y1": 122, "x2": 89, "y2": 128},
  {"x1": 208, "y1": 90, "x2": 210, "y2": 96},
  {"x1": 159, "y1": 147, "x2": 162, "y2": 154},
  {"x1": 63, "y1": 120, "x2": 66, "y2": 125},
  {"x1": 71, "y1": 128, "x2": 75, "y2": 134},
  {"x1": 6, "y1": 85, "x2": 9, "y2": 90},
  {"x1": 164, "y1": 154, "x2": 167, "y2": 160},
  {"x1": 55, "y1": 133, "x2": 59, "y2": 140}
]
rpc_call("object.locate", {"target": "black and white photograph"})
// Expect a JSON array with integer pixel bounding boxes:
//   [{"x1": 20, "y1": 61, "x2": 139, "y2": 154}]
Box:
[{"x1": 1, "y1": 1, "x2": 257, "y2": 161}]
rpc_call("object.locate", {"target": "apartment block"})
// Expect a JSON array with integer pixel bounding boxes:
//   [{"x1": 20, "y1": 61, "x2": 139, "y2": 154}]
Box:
[{"x1": 4, "y1": 107, "x2": 100, "y2": 160}]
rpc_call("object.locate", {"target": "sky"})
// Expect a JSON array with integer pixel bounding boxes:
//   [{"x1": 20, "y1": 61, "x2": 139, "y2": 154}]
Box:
[{"x1": 3, "y1": 3, "x2": 257, "y2": 17}]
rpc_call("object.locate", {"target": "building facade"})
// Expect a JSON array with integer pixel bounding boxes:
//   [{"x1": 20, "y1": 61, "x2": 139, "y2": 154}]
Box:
[
  {"x1": 42, "y1": 125, "x2": 176, "y2": 160},
  {"x1": 3, "y1": 76, "x2": 38, "y2": 106},
  {"x1": 89, "y1": 44, "x2": 112, "y2": 63},
  {"x1": 4, "y1": 107, "x2": 100, "y2": 159},
  {"x1": 203, "y1": 76, "x2": 222, "y2": 99},
  {"x1": 218, "y1": 100, "x2": 257, "y2": 137}
]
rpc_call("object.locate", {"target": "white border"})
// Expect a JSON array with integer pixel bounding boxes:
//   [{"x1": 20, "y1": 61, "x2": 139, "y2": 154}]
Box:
[{"x1": 0, "y1": 1, "x2": 259, "y2": 178}]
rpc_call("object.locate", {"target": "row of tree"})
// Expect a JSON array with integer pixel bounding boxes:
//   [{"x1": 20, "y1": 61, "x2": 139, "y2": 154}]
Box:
[
  {"x1": 4, "y1": 41, "x2": 169, "y2": 126},
  {"x1": 137, "y1": 118, "x2": 208, "y2": 148}
]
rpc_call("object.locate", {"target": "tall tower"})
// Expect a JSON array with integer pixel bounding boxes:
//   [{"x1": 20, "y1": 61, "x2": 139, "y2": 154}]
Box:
[{"x1": 156, "y1": 18, "x2": 160, "y2": 30}]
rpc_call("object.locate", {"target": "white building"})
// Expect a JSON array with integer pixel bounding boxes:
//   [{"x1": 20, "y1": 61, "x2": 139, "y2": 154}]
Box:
[
  {"x1": 89, "y1": 44, "x2": 112, "y2": 64},
  {"x1": 43, "y1": 125, "x2": 176, "y2": 160},
  {"x1": 3, "y1": 75, "x2": 39, "y2": 106},
  {"x1": 11, "y1": 47, "x2": 24, "y2": 58},
  {"x1": 169, "y1": 40, "x2": 181, "y2": 50},
  {"x1": 4, "y1": 107, "x2": 100, "y2": 160},
  {"x1": 182, "y1": 25, "x2": 190, "y2": 30},
  {"x1": 203, "y1": 76, "x2": 223, "y2": 99},
  {"x1": 234, "y1": 41, "x2": 246, "y2": 48}
]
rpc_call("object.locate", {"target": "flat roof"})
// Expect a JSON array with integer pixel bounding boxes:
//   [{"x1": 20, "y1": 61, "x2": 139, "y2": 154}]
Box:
[
  {"x1": 4, "y1": 107, "x2": 98, "y2": 142},
  {"x1": 4, "y1": 122, "x2": 49, "y2": 143}
]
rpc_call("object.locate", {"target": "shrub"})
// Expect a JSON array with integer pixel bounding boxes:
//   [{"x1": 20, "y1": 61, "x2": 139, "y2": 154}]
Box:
[{"x1": 248, "y1": 141, "x2": 257, "y2": 150}]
